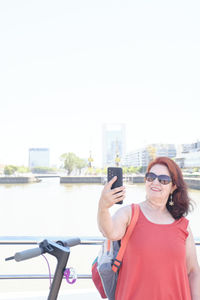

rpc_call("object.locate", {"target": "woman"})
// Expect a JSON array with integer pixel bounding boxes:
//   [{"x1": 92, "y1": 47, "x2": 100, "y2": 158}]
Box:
[{"x1": 98, "y1": 157, "x2": 200, "y2": 300}]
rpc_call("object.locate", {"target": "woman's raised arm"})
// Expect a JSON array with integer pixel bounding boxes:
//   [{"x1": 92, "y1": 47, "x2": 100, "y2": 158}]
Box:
[{"x1": 97, "y1": 176, "x2": 131, "y2": 241}]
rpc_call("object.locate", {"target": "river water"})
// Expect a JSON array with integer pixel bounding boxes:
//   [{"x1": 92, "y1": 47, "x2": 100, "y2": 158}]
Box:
[{"x1": 0, "y1": 178, "x2": 199, "y2": 297}]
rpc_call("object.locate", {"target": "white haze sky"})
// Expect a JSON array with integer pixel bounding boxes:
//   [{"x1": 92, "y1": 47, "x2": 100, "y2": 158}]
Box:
[{"x1": 0, "y1": 0, "x2": 200, "y2": 167}]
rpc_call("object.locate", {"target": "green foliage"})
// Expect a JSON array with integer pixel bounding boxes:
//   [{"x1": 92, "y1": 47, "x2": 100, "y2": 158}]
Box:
[
  {"x1": 122, "y1": 167, "x2": 128, "y2": 174},
  {"x1": 60, "y1": 152, "x2": 78, "y2": 175},
  {"x1": 102, "y1": 167, "x2": 107, "y2": 175},
  {"x1": 31, "y1": 167, "x2": 57, "y2": 174},
  {"x1": 86, "y1": 167, "x2": 93, "y2": 175},
  {"x1": 95, "y1": 168, "x2": 103, "y2": 175},
  {"x1": 122, "y1": 166, "x2": 144, "y2": 174},
  {"x1": 128, "y1": 166, "x2": 137, "y2": 174},
  {"x1": 60, "y1": 152, "x2": 86, "y2": 175},
  {"x1": 17, "y1": 166, "x2": 30, "y2": 173},
  {"x1": 4, "y1": 165, "x2": 18, "y2": 175},
  {"x1": 76, "y1": 157, "x2": 87, "y2": 174},
  {"x1": 136, "y1": 166, "x2": 144, "y2": 173}
]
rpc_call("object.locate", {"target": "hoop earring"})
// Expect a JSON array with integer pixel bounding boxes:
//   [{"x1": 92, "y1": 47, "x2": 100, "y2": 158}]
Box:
[{"x1": 169, "y1": 194, "x2": 174, "y2": 206}]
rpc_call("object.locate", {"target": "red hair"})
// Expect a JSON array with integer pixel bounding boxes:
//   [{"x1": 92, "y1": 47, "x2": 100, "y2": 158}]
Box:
[{"x1": 147, "y1": 157, "x2": 192, "y2": 219}]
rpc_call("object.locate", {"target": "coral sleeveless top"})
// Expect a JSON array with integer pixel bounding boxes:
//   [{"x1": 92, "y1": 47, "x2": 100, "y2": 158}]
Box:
[{"x1": 115, "y1": 205, "x2": 191, "y2": 300}]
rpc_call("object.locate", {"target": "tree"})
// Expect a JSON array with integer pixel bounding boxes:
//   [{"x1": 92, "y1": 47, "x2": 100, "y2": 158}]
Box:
[
  {"x1": 127, "y1": 166, "x2": 137, "y2": 174},
  {"x1": 136, "y1": 166, "x2": 144, "y2": 173},
  {"x1": 31, "y1": 167, "x2": 57, "y2": 174},
  {"x1": 102, "y1": 167, "x2": 107, "y2": 175},
  {"x1": 60, "y1": 152, "x2": 85, "y2": 175},
  {"x1": 17, "y1": 166, "x2": 30, "y2": 173},
  {"x1": 76, "y1": 158, "x2": 87, "y2": 174},
  {"x1": 95, "y1": 168, "x2": 103, "y2": 175},
  {"x1": 4, "y1": 165, "x2": 18, "y2": 175},
  {"x1": 122, "y1": 167, "x2": 128, "y2": 175}
]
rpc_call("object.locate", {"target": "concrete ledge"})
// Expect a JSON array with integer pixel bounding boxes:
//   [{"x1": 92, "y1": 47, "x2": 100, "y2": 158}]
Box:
[
  {"x1": 131, "y1": 176, "x2": 145, "y2": 183},
  {"x1": 60, "y1": 176, "x2": 104, "y2": 184},
  {"x1": 2, "y1": 175, "x2": 199, "y2": 190},
  {"x1": 0, "y1": 177, "x2": 39, "y2": 184},
  {"x1": 60, "y1": 175, "x2": 200, "y2": 190},
  {"x1": 129, "y1": 175, "x2": 200, "y2": 190},
  {"x1": 184, "y1": 178, "x2": 200, "y2": 190}
]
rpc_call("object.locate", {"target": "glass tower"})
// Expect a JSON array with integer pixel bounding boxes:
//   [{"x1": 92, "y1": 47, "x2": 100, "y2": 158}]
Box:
[
  {"x1": 102, "y1": 124, "x2": 126, "y2": 167},
  {"x1": 29, "y1": 148, "x2": 50, "y2": 169}
]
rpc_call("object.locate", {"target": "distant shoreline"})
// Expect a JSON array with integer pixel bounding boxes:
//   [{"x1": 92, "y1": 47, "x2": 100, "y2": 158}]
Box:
[
  {"x1": 0, "y1": 175, "x2": 200, "y2": 190},
  {"x1": 0, "y1": 176, "x2": 40, "y2": 184},
  {"x1": 60, "y1": 175, "x2": 200, "y2": 190}
]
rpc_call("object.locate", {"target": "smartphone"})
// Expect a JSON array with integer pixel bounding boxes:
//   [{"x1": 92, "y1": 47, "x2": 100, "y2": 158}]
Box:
[{"x1": 107, "y1": 167, "x2": 123, "y2": 204}]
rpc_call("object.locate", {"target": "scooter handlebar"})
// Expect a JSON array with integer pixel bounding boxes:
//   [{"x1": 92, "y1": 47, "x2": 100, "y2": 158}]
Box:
[
  {"x1": 5, "y1": 237, "x2": 81, "y2": 262},
  {"x1": 57, "y1": 237, "x2": 81, "y2": 247},
  {"x1": 14, "y1": 246, "x2": 43, "y2": 262}
]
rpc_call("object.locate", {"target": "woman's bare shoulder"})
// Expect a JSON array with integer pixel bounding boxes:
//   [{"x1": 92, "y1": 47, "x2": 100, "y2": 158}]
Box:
[
  {"x1": 110, "y1": 204, "x2": 133, "y2": 240},
  {"x1": 113, "y1": 204, "x2": 133, "y2": 227}
]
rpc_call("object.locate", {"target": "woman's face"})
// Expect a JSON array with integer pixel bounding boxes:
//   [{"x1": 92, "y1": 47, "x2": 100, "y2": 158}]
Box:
[{"x1": 145, "y1": 164, "x2": 175, "y2": 204}]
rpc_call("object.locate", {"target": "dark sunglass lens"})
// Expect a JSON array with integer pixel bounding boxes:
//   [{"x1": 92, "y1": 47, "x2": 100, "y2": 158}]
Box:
[
  {"x1": 158, "y1": 175, "x2": 171, "y2": 185},
  {"x1": 146, "y1": 172, "x2": 156, "y2": 182}
]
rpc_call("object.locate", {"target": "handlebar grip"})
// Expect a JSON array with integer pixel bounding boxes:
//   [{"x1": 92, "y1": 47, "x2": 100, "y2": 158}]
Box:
[
  {"x1": 14, "y1": 247, "x2": 43, "y2": 262},
  {"x1": 58, "y1": 237, "x2": 81, "y2": 247}
]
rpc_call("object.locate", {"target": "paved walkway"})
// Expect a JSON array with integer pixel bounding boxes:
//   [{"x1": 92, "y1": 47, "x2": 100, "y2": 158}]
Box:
[{"x1": 0, "y1": 289, "x2": 102, "y2": 300}]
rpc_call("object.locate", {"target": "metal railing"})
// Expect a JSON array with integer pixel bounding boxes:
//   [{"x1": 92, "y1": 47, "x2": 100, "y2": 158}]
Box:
[
  {"x1": 0, "y1": 236, "x2": 200, "y2": 281},
  {"x1": 0, "y1": 236, "x2": 104, "y2": 280}
]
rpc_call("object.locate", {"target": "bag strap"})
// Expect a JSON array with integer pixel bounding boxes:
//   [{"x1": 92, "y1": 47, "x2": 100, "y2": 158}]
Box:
[{"x1": 112, "y1": 204, "x2": 140, "y2": 272}]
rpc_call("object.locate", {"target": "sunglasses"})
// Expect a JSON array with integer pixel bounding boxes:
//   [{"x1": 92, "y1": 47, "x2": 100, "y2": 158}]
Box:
[{"x1": 145, "y1": 172, "x2": 172, "y2": 185}]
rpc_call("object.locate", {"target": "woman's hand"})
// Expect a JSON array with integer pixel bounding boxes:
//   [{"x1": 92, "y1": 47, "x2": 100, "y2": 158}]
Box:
[
  {"x1": 99, "y1": 176, "x2": 126, "y2": 210},
  {"x1": 98, "y1": 177, "x2": 129, "y2": 240}
]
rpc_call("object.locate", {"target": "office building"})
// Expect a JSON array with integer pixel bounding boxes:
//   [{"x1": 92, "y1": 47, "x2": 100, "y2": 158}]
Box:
[
  {"x1": 175, "y1": 141, "x2": 200, "y2": 168},
  {"x1": 123, "y1": 144, "x2": 176, "y2": 167},
  {"x1": 123, "y1": 148, "x2": 149, "y2": 167},
  {"x1": 181, "y1": 150, "x2": 200, "y2": 168},
  {"x1": 155, "y1": 144, "x2": 176, "y2": 158},
  {"x1": 102, "y1": 123, "x2": 126, "y2": 167},
  {"x1": 29, "y1": 148, "x2": 50, "y2": 169}
]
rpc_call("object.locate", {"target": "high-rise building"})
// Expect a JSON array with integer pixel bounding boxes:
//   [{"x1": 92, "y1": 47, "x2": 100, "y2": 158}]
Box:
[
  {"x1": 175, "y1": 141, "x2": 200, "y2": 168},
  {"x1": 29, "y1": 148, "x2": 50, "y2": 169},
  {"x1": 155, "y1": 144, "x2": 176, "y2": 158},
  {"x1": 102, "y1": 123, "x2": 126, "y2": 167},
  {"x1": 123, "y1": 144, "x2": 176, "y2": 168},
  {"x1": 123, "y1": 147, "x2": 150, "y2": 167}
]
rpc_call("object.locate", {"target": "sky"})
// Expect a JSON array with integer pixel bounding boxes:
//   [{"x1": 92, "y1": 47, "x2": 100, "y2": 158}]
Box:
[{"x1": 0, "y1": 0, "x2": 200, "y2": 167}]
